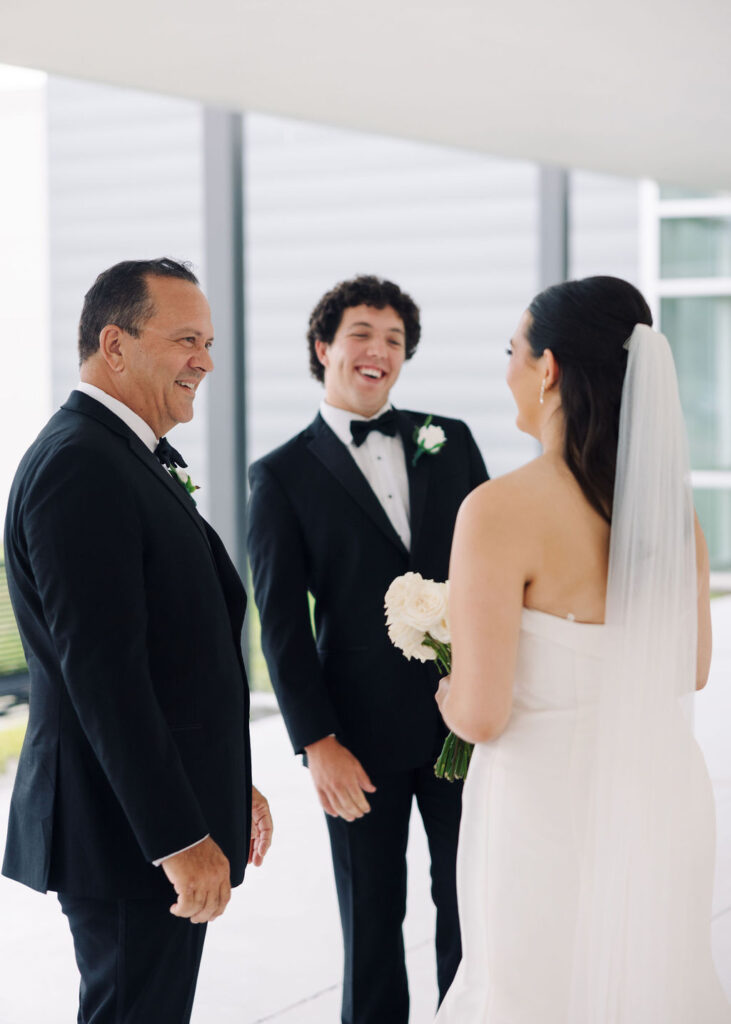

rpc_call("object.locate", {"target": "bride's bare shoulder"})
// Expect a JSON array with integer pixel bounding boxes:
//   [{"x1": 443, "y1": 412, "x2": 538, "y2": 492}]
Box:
[
  {"x1": 458, "y1": 456, "x2": 559, "y2": 533},
  {"x1": 451, "y1": 461, "x2": 563, "y2": 586}
]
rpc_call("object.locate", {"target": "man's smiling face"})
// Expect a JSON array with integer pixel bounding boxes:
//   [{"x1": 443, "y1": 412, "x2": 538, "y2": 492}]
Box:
[
  {"x1": 315, "y1": 304, "x2": 406, "y2": 418},
  {"x1": 117, "y1": 275, "x2": 214, "y2": 438}
]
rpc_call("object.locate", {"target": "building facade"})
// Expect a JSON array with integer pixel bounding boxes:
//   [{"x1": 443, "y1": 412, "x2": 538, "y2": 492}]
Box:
[{"x1": 3, "y1": 70, "x2": 728, "y2": 611}]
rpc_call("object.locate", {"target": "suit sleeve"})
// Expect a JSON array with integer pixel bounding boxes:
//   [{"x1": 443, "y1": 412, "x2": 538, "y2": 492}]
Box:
[
  {"x1": 248, "y1": 459, "x2": 341, "y2": 754},
  {"x1": 24, "y1": 446, "x2": 209, "y2": 863},
  {"x1": 464, "y1": 422, "x2": 489, "y2": 487}
]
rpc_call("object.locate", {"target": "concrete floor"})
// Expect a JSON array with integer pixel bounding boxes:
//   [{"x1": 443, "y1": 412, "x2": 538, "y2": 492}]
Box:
[{"x1": 1, "y1": 598, "x2": 730, "y2": 1023}]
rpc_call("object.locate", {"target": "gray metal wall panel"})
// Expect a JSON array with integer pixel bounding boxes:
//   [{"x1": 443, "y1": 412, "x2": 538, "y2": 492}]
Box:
[
  {"x1": 45, "y1": 90, "x2": 643, "y2": 508},
  {"x1": 245, "y1": 115, "x2": 539, "y2": 479},
  {"x1": 570, "y1": 171, "x2": 641, "y2": 283},
  {"x1": 46, "y1": 77, "x2": 211, "y2": 514}
]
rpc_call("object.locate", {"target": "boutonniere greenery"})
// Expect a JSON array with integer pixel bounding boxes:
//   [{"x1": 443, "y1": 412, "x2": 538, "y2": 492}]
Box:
[
  {"x1": 412, "y1": 415, "x2": 447, "y2": 466},
  {"x1": 168, "y1": 466, "x2": 200, "y2": 503}
]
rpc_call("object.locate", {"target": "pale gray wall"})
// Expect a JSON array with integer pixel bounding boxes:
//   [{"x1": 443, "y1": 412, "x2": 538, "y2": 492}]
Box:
[
  {"x1": 45, "y1": 86, "x2": 643, "y2": 502},
  {"x1": 244, "y1": 120, "x2": 644, "y2": 480},
  {"x1": 46, "y1": 77, "x2": 210, "y2": 512},
  {"x1": 244, "y1": 114, "x2": 541, "y2": 478},
  {"x1": 570, "y1": 171, "x2": 641, "y2": 283}
]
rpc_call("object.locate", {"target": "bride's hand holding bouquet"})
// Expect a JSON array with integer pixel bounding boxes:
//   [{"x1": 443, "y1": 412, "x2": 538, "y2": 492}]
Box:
[{"x1": 434, "y1": 675, "x2": 451, "y2": 713}]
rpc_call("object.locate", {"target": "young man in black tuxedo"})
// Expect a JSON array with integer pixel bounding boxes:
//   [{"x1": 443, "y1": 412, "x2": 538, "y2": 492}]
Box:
[
  {"x1": 3, "y1": 259, "x2": 272, "y2": 1024},
  {"x1": 248, "y1": 275, "x2": 488, "y2": 1023}
]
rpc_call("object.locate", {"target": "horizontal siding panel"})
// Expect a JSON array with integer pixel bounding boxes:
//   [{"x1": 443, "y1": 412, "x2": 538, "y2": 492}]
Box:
[
  {"x1": 245, "y1": 113, "x2": 539, "y2": 477},
  {"x1": 44, "y1": 93, "x2": 641, "y2": 514},
  {"x1": 250, "y1": 178, "x2": 537, "y2": 212},
  {"x1": 570, "y1": 171, "x2": 641, "y2": 283},
  {"x1": 46, "y1": 76, "x2": 209, "y2": 512}
]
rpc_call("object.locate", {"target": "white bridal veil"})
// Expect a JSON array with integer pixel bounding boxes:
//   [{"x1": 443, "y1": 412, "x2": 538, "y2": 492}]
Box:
[{"x1": 568, "y1": 324, "x2": 709, "y2": 1021}]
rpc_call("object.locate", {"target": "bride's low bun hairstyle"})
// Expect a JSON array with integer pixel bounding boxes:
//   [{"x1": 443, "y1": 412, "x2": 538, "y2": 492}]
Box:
[{"x1": 527, "y1": 276, "x2": 652, "y2": 523}]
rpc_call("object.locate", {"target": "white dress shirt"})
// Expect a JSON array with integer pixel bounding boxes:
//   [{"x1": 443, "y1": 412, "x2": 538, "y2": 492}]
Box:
[
  {"x1": 319, "y1": 399, "x2": 411, "y2": 551},
  {"x1": 74, "y1": 383, "x2": 208, "y2": 866},
  {"x1": 75, "y1": 382, "x2": 157, "y2": 452}
]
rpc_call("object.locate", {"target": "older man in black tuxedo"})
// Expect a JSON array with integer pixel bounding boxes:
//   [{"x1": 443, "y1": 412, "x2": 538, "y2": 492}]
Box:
[
  {"x1": 3, "y1": 258, "x2": 272, "y2": 1024},
  {"x1": 248, "y1": 275, "x2": 488, "y2": 1024}
]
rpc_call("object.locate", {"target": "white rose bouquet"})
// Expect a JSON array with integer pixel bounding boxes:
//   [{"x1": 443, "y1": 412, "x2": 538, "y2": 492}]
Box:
[{"x1": 384, "y1": 571, "x2": 473, "y2": 781}]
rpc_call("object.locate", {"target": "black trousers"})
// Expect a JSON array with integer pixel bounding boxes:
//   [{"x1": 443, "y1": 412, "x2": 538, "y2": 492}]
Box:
[
  {"x1": 58, "y1": 893, "x2": 207, "y2": 1024},
  {"x1": 325, "y1": 761, "x2": 463, "y2": 1024}
]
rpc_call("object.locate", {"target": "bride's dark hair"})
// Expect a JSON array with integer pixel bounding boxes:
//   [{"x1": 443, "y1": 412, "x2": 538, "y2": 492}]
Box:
[{"x1": 527, "y1": 276, "x2": 652, "y2": 523}]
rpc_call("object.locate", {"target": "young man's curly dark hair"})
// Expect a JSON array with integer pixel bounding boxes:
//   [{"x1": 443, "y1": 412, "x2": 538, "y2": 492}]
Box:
[{"x1": 307, "y1": 275, "x2": 421, "y2": 382}]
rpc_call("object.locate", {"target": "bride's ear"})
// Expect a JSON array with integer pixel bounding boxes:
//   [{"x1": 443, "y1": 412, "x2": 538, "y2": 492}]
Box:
[{"x1": 542, "y1": 348, "x2": 560, "y2": 394}]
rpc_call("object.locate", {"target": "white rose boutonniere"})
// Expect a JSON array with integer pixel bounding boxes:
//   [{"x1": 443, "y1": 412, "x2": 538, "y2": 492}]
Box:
[
  {"x1": 412, "y1": 415, "x2": 447, "y2": 466},
  {"x1": 384, "y1": 572, "x2": 472, "y2": 781},
  {"x1": 168, "y1": 466, "x2": 200, "y2": 502}
]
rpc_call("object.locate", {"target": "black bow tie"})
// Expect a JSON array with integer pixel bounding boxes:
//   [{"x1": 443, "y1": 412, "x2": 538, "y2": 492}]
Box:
[
  {"x1": 154, "y1": 437, "x2": 187, "y2": 469},
  {"x1": 350, "y1": 409, "x2": 398, "y2": 447}
]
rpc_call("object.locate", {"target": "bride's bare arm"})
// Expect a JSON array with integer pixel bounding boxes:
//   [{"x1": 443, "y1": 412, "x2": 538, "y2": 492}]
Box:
[
  {"x1": 438, "y1": 479, "x2": 530, "y2": 743},
  {"x1": 695, "y1": 511, "x2": 712, "y2": 690}
]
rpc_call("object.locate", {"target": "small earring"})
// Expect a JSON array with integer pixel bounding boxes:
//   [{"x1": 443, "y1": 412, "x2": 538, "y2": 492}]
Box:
[{"x1": 539, "y1": 379, "x2": 546, "y2": 405}]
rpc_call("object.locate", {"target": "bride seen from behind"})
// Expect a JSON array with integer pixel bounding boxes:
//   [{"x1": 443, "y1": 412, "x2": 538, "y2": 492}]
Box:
[{"x1": 435, "y1": 276, "x2": 730, "y2": 1022}]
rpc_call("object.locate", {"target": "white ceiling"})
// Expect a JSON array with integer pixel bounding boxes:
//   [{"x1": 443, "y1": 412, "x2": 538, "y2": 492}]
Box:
[{"x1": 2, "y1": 0, "x2": 730, "y2": 188}]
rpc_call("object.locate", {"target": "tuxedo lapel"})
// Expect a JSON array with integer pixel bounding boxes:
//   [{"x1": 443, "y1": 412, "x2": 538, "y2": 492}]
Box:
[
  {"x1": 61, "y1": 391, "x2": 212, "y2": 551},
  {"x1": 398, "y1": 410, "x2": 431, "y2": 555},
  {"x1": 306, "y1": 415, "x2": 408, "y2": 557},
  {"x1": 127, "y1": 436, "x2": 213, "y2": 550}
]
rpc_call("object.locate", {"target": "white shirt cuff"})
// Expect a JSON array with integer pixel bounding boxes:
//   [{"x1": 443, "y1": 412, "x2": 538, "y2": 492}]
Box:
[{"x1": 153, "y1": 834, "x2": 209, "y2": 867}]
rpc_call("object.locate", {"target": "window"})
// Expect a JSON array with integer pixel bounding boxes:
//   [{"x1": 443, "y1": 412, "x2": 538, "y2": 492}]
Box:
[{"x1": 645, "y1": 184, "x2": 731, "y2": 587}]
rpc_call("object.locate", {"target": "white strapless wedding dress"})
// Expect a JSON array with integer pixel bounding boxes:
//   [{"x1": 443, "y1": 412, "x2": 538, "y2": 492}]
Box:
[{"x1": 436, "y1": 607, "x2": 730, "y2": 1023}]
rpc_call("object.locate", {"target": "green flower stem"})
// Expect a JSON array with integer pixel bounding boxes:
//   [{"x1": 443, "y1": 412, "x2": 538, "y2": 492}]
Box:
[
  {"x1": 422, "y1": 633, "x2": 474, "y2": 781},
  {"x1": 434, "y1": 732, "x2": 474, "y2": 782},
  {"x1": 411, "y1": 440, "x2": 447, "y2": 467},
  {"x1": 411, "y1": 413, "x2": 447, "y2": 466},
  {"x1": 421, "y1": 634, "x2": 452, "y2": 673},
  {"x1": 412, "y1": 414, "x2": 433, "y2": 467}
]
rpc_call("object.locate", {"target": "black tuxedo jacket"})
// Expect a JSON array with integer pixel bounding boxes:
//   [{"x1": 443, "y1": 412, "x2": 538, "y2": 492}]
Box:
[
  {"x1": 2, "y1": 392, "x2": 251, "y2": 899},
  {"x1": 248, "y1": 409, "x2": 488, "y2": 773}
]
